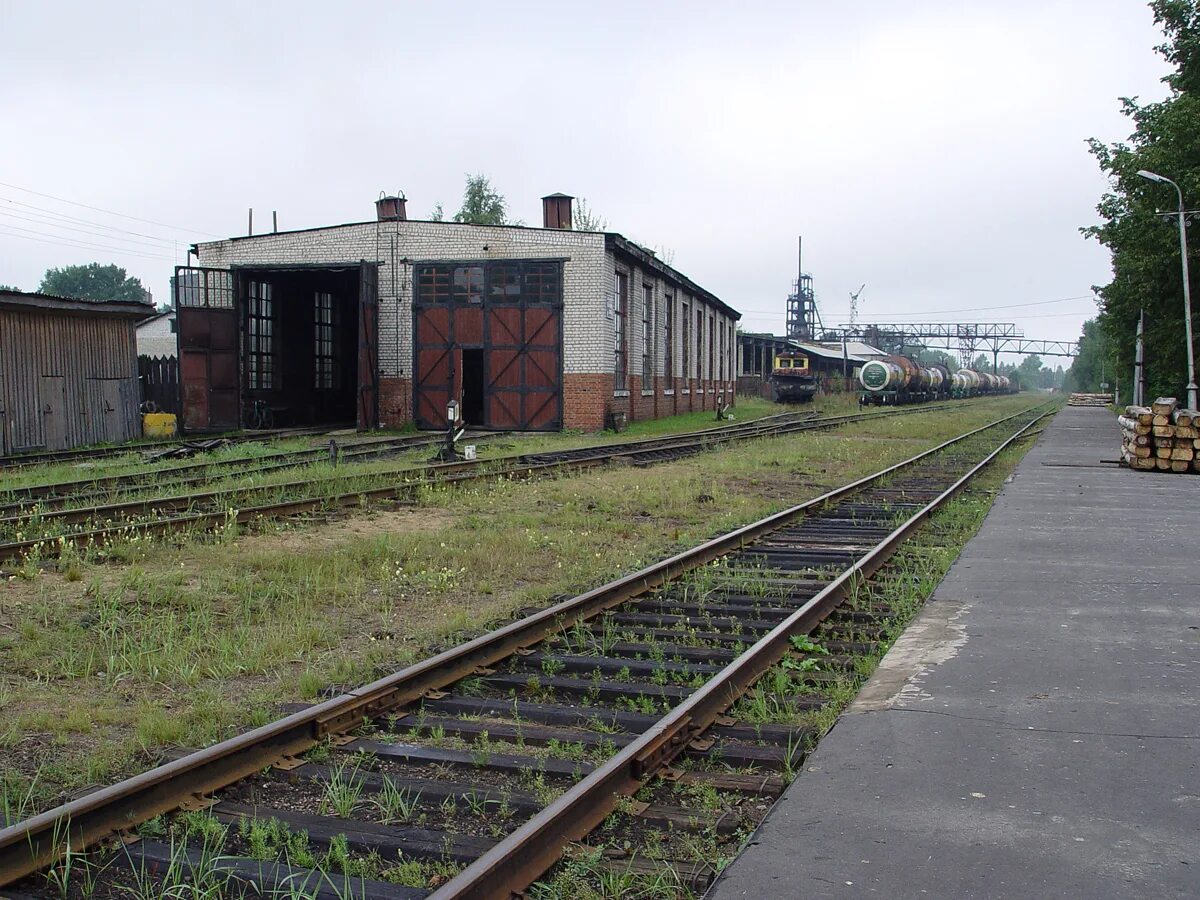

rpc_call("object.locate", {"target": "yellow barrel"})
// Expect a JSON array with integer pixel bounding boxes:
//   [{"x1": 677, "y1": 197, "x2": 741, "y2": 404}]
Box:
[{"x1": 142, "y1": 412, "x2": 178, "y2": 439}]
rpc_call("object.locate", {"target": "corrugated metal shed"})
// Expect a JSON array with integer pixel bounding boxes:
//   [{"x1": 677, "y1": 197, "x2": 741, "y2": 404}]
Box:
[{"x1": 0, "y1": 290, "x2": 155, "y2": 454}]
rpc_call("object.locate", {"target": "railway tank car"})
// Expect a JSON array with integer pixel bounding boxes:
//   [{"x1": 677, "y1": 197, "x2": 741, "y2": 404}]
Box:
[
  {"x1": 861, "y1": 358, "x2": 1016, "y2": 405},
  {"x1": 767, "y1": 350, "x2": 819, "y2": 403}
]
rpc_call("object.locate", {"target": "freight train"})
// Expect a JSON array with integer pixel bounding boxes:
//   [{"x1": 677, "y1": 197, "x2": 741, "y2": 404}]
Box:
[
  {"x1": 768, "y1": 350, "x2": 819, "y2": 403},
  {"x1": 858, "y1": 355, "x2": 1015, "y2": 405}
]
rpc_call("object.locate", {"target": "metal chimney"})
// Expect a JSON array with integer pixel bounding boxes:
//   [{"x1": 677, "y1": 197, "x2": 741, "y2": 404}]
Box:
[
  {"x1": 376, "y1": 191, "x2": 407, "y2": 222},
  {"x1": 541, "y1": 193, "x2": 574, "y2": 230}
]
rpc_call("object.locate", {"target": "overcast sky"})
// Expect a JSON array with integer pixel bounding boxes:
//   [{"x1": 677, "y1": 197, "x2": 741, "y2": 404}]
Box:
[{"x1": 1, "y1": 1, "x2": 1173, "y2": 364}]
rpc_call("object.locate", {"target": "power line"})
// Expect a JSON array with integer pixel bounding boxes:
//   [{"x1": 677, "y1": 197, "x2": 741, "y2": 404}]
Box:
[
  {"x1": 0, "y1": 195, "x2": 183, "y2": 244},
  {"x1": 0, "y1": 209, "x2": 182, "y2": 251},
  {"x1": 0, "y1": 225, "x2": 177, "y2": 261},
  {"x1": 737, "y1": 293, "x2": 1095, "y2": 319},
  {"x1": 0, "y1": 180, "x2": 221, "y2": 238}
]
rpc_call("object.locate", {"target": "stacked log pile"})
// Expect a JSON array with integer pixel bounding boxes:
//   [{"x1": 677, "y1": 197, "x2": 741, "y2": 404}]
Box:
[
  {"x1": 1120, "y1": 397, "x2": 1200, "y2": 473},
  {"x1": 1069, "y1": 392, "x2": 1114, "y2": 407}
]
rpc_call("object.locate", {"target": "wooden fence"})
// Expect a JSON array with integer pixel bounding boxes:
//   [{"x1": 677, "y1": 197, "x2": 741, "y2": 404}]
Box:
[{"x1": 138, "y1": 354, "x2": 179, "y2": 415}]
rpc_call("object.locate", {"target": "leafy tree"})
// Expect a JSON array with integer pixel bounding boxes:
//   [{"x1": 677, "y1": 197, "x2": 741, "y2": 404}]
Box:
[
  {"x1": 0, "y1": 284, "x2": 20, "y2": 292},
  {"x1": 1066, "y1": 318, "x2": 1117, "y2": 391},
  {"x1": 969, "y1": 353, "x2": 991, "y2": 372},
  {"x1": 572, "y1": 197, "x2": 608, "y2": 231},
  {"x1": 921, "y1": 349, "x2": 959, "y2": 372},
  {"x1": 1084, "y1": 0, "x2": 1199, "y2": 401},
  {"x1": 428, "y1": 202, "x2": 445, "y2": 222},
  {"x1": 453, "y1": 174, "x2": 510, "y2": 225},
  {"x1": 39, "y1": 263, "x2": 147, "y2": 303}
]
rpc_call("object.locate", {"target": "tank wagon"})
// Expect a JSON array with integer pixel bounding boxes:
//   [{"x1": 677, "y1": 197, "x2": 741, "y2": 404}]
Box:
[
  {"x1": 768, "y1": 350, "x2": 818, "y2": 403},
  {"x1": 860, "y1": 356, "x2": 1015, "y2": 405}
]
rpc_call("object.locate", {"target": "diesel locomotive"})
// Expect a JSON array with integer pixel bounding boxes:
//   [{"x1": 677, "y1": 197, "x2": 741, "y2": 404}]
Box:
[{"x1": 767, "y1": 350, "x2": 819, "y2": 403}]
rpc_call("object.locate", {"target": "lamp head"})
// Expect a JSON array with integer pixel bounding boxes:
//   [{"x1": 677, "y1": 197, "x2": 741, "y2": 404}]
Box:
[{"x1": 1137, "y1": 169, "x2": 1166, "y2": 184}]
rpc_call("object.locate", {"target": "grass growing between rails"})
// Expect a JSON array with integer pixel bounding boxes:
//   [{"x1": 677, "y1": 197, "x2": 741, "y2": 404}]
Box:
[
  {"x1": 526, "y1": 426, "x2": 1046, "y2": 900},
  {"x1": 0, "y1": 395, "x2": 1041, "y2": 817}
]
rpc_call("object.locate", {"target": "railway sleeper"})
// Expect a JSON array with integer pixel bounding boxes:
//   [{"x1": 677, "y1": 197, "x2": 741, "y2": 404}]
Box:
[
  {"x1": 211, "y1": 801, "x2": 495, "y2": 864},
  {"x1": 114, "y1": 839, "x2": 427, "y2": 900},
  {"x1": 340, "y1": 738, "x2": 594, "y2": 779},
  {"x1": 277, "y1": 763, "x2": 543, "y2": 815}
]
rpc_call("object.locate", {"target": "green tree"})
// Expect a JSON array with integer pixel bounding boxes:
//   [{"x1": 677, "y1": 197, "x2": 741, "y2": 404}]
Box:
[
  {"x1": 0, "y1": 284, "x2": 20, "y2": 292},
  {"x1": 1066, "y1": 318, "x2": 1116, "y2": 391},
  {"x1": 39, "y1": 263, "x2": 147, "y2": 303},
  {"x1": 452, "y1": 174, "x2": 510, "y2": 225},
  {"x1": 1017, "y1": 354, "x2": 1045, "y2": 387},
  {"x1": 1084, "y1": 0, "x2": 1199, "y2": 401},
  {"x1": 572, "y1": 197, "x2": 608, "y2": 231},
  {"x1": 922, "y1": 349, "x2": 960, "y2": 372},
  {"x1": 428, "y1": 202, "x2": 445, "y2": 222}
]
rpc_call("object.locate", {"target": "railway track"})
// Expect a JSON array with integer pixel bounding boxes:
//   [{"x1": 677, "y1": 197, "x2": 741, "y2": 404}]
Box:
[
  {"x1": 0, "y1": 430, "x2": 496, "y2": 514},
  {"x1": 0, "y1": 425, "x2": 347, "y2": 471},
  {"x1": 0, "y1": 402, "x2": 972, "y2": 565},
  {"x1": 0, "y1": 401, "x2": 1052, "y2": 898}
]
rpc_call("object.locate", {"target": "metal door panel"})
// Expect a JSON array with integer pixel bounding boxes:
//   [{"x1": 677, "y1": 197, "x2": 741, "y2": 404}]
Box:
[
  {"x1": 357, "y1": 262, "x2": 379, "y2": 430},
  {"x1": 175, "y1": 266, "x2": 238, "y2": 432}
]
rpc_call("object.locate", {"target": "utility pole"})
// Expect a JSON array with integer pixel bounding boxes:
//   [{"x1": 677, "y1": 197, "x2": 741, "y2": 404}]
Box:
[
  {"x1": 1137, "y1": 170, "x2": 1197, "y2": 410},
  {"x1": 1134, "y1": 309, "x2": 1145, "y2": 407}
]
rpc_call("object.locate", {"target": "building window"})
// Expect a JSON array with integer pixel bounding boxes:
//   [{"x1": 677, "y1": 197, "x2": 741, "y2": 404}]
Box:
[
  {"x1": 642, "y1": 284, "x2": 654, "y2": 383},
  {"x1": 614, "y1": 271, "x2": 628, "y2": 391},
  {"x1": 247, "y1": 280, "x2": 274, "y2": 390},
  {"x1": 417, "y1": 266, "x2": 451, "y2": 303},
  {"x1": 523, "y1": 262, "x2": 561, "y2": 304},
  {"x1": 314, "y1": 292, "x2": 338, "y2": 390},
  {"x1": 681, "y1": 301, "x2": 690, "y2": 383},
  {"x1": 664, "y1": 294, "x2": 674, "y2": 384},
  {"x1": 417, "y1": 261, "x2": 562, "y2": 306},
  {"x1": 708, "y1": 313, "x2": 715, "y2": 382},
  {"x1": 452, "y1": 265, "x2": 484, "y2": 304}
]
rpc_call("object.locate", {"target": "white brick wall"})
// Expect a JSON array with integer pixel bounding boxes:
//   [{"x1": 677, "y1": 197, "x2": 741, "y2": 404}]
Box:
[
  {"x1": 136, "y1": 312, "x2": 176, "y2": 358},
  {"x1": 193, "y1": 220, "x2": 736, "y2": 382}
]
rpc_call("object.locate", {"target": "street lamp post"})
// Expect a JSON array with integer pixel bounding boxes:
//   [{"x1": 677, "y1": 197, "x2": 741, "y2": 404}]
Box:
[{"x1": 1137, "y1": 169, "x2": 1197, "y2": 410}]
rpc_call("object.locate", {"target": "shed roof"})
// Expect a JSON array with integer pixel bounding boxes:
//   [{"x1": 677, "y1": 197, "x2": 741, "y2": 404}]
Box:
[
  {"x1": 0, "y1": 290, "x2": 156, "y2": 319},
  {"x1": 792, "y1": 340, "x2": 869, "y2": 364}
]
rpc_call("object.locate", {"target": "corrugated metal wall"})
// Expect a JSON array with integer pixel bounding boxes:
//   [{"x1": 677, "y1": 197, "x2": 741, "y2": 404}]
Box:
[{"x1": 0, "y1": 309, "x2": 141, "y2": 453}]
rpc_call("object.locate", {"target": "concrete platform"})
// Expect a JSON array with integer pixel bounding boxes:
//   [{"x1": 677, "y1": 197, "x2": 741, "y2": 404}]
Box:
[{"x1": 709, "y1": 406, "x2": 1199, "y2": 899}]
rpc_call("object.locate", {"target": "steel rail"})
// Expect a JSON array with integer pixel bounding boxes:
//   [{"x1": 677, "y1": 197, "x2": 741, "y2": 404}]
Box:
[
  {"x1": 0, "y1": 401, "x2": 1049, "y2": 887},
  {"x1": 0, "y1": 431, "x2": 470, "y2": 506},
  {"x1": 430, "y1": 406, "x2": 1051, "y2": 899},
  {"x1": 0, "y1": 425, "x2": 339, "y2": 470},
  {"x1": 0, "y1": 405, "x2": 946, "y2": 562}
]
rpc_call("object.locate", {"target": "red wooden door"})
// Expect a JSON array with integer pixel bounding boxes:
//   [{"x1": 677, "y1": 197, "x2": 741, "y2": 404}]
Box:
[
  {"x1": 486, "y1": 305, "x2": 562, "y2": 430},
  {"x1": 175, "y1": 266, "x2": 238, "y2": 432}
]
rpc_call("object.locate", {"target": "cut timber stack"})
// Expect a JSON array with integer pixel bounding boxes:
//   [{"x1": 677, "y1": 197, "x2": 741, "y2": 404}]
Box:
[
  {"x1": 1120, "y1": 397, "x2": 1200, "y2": 473},
  {"x1": 1069, "y1": 392, "x2": 1114, "y2": 407}
]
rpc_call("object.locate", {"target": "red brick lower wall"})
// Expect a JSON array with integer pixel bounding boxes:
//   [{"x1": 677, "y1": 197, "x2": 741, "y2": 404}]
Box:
[
  {"x1": 376, "y1": 373, "x2": 737, "y2": 433},
  {"x1": 598, "y1": 375, "x2": 737, "y2": 430},
  {"x1": 378, "y1": 377, "x2": 412, "y2": 429}
]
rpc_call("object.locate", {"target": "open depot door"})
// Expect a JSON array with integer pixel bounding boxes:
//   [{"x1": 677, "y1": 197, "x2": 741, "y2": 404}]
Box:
[{"x1": 175, "y1": 266, "x2": 238, "y2": 432}]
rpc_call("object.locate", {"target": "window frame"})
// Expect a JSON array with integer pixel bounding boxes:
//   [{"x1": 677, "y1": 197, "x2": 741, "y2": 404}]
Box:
[
  {"x1": 614, "y1": 270, "x2": 629, "y2": 393},
  {"x1": 642, "y1": 283, "x2": 654, "y2": 385},
  {"x1": 663, "y1": 293, "x2": 674, "y2": 387},
  {"x1": 314, "y1": 291, "x2": 338, "y2": 390},
  {"x1": 247, "y1": 280, "x2": 274, "y2": 391}
]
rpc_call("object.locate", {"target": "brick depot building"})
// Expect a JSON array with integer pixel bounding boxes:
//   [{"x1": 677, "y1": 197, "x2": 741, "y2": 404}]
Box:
[{"x1": 183, "y1": 194, "x2": 740, "y2": 433}]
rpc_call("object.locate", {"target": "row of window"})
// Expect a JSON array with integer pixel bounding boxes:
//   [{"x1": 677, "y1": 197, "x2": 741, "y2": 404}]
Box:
[
  {"x1": 415, "y1": 261, "x2": 562, "y2": 306},
  {"x1": 613, "y1": 271, "x2": 734, "y2": 393},
  {"x1": 245, "y1": 282, "x2": 342, "y2": 392}
]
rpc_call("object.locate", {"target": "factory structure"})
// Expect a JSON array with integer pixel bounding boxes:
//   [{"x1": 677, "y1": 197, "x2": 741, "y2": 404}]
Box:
[{"x1": 183, "y1": 193, "x2": 740, "y2": 433}]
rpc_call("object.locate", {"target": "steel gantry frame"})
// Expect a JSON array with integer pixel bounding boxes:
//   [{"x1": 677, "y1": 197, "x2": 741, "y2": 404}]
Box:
[{"x1": 828, "y1": 322, "x2": 1077, "y2": 370}]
